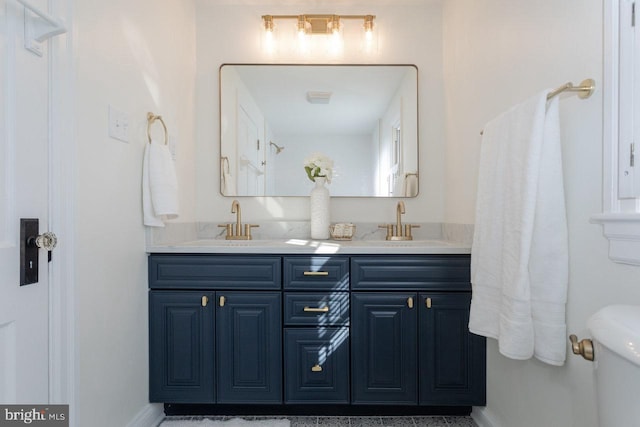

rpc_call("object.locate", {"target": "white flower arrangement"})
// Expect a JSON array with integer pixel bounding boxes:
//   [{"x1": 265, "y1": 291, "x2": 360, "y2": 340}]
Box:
[{"x1": 303, "y1": 152, "x2": 334, "y2": 184}]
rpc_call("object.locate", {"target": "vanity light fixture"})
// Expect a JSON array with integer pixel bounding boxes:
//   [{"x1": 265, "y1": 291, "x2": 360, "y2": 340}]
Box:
[
  {"x1": 263, "y1": 14, "x2": 370, "y2": 36},
  {"x1": 261, "y1": 14, "x2": 376, "y2": 54}
]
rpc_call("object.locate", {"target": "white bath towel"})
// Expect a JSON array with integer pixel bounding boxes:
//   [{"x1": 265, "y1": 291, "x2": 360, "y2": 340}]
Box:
[
  {"x1": 469, "y1": 92, "x2": 568, "y2": 366},
  {"x1": 143, "y1": 139, "x2": 179, "y2": 227}
]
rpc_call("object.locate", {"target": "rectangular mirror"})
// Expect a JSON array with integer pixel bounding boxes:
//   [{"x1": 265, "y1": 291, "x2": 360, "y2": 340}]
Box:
[{"x1": 220, "y1": 64, "x2": 418, "y2": 197}]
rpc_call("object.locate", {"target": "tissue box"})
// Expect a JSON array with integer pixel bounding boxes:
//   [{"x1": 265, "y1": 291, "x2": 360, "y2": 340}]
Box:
[{"x1": 329, "y1": 223, "x2": 356, "y2": 240}]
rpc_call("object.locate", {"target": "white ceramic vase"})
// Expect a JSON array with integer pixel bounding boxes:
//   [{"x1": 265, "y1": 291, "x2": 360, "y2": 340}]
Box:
[{"x1": 310, "y1": 177, "x2": 330, "y2": 240}]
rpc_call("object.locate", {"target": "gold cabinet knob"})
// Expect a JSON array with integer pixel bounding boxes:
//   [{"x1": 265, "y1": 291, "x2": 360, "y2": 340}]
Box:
[
  {"x1": 311, "y1": 364, "x2": 323, "y2": 372},
  {"x1": 569, "y1": 334, "x2": 594, "y2": 361}
]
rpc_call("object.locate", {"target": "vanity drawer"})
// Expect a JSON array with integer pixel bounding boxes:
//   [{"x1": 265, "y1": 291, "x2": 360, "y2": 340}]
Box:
[
  {"x1": 283, "y1": 256, "x2": 349, "y2": 291},
  {"x1": 284, "y1": 293, "x2": 349, "y2": 327},
  {"x1": 284, "y1": 327, "x2": 350, "y2": 404},
  {"x1": 149, "y1": 254, "x2": 281, "y2": 289},
  {"x1": 351, "y1": 255, "x2": 471, "y2": 291}
]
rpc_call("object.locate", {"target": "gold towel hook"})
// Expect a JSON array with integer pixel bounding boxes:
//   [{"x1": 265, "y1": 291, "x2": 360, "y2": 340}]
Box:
[{"x1": 147, "y1": 112, "x2": 168, "y2": 145}]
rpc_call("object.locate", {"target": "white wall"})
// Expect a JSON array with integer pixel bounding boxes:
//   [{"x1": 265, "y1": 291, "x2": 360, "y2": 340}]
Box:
[
  {"x1": 194, "y1": 0, "x2": 445, "y2": 223},
  {"x1": 273, "y1": 134, "x2": 373, "y2": 196},
  {"x1": 443, "y1": 1, "x2": 640, "y2": 426},
  {"x1": 73, "y1": 0, "x2": 196, "y2": 425}
]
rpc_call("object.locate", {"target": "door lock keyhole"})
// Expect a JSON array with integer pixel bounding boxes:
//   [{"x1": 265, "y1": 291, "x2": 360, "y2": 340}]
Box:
[{"x1": 20, "y1": 219, "x2": 57, "y2": 286}]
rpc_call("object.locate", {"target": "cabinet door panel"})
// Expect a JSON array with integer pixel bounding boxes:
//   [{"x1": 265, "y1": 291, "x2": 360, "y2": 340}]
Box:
[
  {"x1": 351, "y1": 293, "x2": 417, "y2": 405},
  {"x1": 419, "y1": 293, "x2": 486, "y2": 405},
  {"x1": 216, "y1": 292, "x2": 282, "y2": 403},
  {"x1": 149, "y1": 291, "x2": 215, "y2": 403},
  {"x1": 284, "y1": 327, "x2": 350, "y2": 404}
]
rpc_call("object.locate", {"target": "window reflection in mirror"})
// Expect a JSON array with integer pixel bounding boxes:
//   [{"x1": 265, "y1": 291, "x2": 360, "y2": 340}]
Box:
[{"x1": 219, "y1": 64, "x2": 418, "y2": 197}]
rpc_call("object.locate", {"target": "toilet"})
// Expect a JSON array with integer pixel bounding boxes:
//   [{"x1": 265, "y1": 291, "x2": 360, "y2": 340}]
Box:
[{"x1": 587, "y1": 305, "x2": 640, "y2": 426}]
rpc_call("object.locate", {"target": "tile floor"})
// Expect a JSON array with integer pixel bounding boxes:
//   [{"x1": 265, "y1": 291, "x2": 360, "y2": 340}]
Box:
[{"x1": 160, "y1": 415, "x2": 478, "y2": 427}]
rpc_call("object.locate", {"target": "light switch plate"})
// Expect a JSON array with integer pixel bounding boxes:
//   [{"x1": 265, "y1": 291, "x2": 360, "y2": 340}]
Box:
[{"x1": 108, "y1": 105, "x2": 129, "y2": 143}]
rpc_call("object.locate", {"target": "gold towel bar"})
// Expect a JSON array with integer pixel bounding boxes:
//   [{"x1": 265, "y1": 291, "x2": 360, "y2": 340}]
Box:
[
  {"x1": 480, "y1": 78, "x2": 595, "y2": 135},
  {"x1": 147, "y1": 112, "x2": 168, "y2": 145},
  {"x1": 545, "y1": 78, "x2": 595, "y2": 100}
]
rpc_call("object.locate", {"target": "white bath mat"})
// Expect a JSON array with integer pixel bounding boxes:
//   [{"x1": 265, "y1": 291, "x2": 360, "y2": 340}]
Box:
[{"x1": 160, "y1": 418, "x2": 290, "y2": 427}]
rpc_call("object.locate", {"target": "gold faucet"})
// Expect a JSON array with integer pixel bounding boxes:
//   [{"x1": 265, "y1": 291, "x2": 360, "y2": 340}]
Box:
[
  {"x1": 218, "y1": 199, "x2": 259, "y2": 240},
  {"x1": 396, "y1": 200, "x2": 405, "y2": 235},
  {"x1": 379, "y1": 201, "x2": 420, "y2": 240}
]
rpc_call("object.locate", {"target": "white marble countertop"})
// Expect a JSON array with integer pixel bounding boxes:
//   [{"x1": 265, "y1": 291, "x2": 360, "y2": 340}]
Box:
[{"x1": 147, "y1": 238, "x2": 471, "y2": 255}]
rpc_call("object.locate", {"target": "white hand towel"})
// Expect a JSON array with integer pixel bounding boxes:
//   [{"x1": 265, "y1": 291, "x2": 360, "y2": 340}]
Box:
[
  {"x1": 143, "y1": 139, "x2": 179, "y2": 227},
  {"x1": 402, "y1": 173, "x2": 418, "y2": 197},
  {"x1": 469, "y1": 91, "x2": 568, "y2": 366},
  {"x1": 221, "y1": 157, "x2": 236, "y2": 196}
]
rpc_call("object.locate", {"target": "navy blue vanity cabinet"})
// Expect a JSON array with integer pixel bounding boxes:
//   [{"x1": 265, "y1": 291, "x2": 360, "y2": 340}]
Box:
[
  {"x1": 216, "y1": 291, "x2": 282, "y2": 404},
  {"x1": 148, "y1": 254, "x2": 281, "y2": 404},
  {"x1": 283, "y1": 256, "x2": 350, "y2": 404},
  {"x1": 351, "y1": 255, "x2": 485, "y2": 407},
  {"x1": 149, "y1": 290, "x2": 215, "y2": 403},
  {"x1": 351, "y1": 293, "x2": 418, "y2": 405},
  {"x1": 149, "y1": 253, "x2": 485, "y2": 410},
  {"x1": 419, "y1": 292, "x2": 486, "y2": 405}
]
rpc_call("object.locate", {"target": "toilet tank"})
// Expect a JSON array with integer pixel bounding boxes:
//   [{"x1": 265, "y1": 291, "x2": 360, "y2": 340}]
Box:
[{"x1": 587, "y1": 305, "x2": 640, "y2": 426}]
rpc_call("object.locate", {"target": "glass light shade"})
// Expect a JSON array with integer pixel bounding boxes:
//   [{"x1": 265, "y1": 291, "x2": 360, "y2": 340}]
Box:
[
  {"x1": 261, "y1": 28, "x2": 277, "y2": 54},
  {"x1": 327, "y1": 22, "x2": 344, "y2": 56},
  {"x1": 362, "y1": 26, "x2": 378, "y2": 54}
]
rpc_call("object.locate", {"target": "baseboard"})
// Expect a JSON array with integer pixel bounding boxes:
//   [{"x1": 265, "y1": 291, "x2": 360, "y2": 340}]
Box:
[
  {"x1": 127, "y1": 403, "x2": 165, "y2": 427},
  {"x1": 472, "y1": 407, "x2": 500, "y2": 427}
]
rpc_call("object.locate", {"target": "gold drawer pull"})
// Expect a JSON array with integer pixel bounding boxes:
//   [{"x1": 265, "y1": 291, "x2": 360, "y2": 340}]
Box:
[
  {"x1": 311, "y1": 364, "x2": 323, "y2": 372},
  {"x1": 303, "y1": 271, "x2": 329, "y2": 276},
  {"x1": 219, "y1": 296, "x2": 226, "y2": 307},
  {"x1": 303, "y1": 306, "x2": 330, "y2": 313},
  {"x1": 201, "y1": 296, "x2": 209, "y2": 307},
  {"x1": 407, "y1": 297, "x2": 414, "y2": 309},
  {"x1": 425, "y1": 297, "x2": 432, "y2": 309}
]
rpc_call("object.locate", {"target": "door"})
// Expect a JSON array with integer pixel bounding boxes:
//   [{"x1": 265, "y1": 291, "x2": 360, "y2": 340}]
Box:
[
  {"x1": 0, "y1": 0, "x2": 57, "y2": 404},
  {"x1": 419, "y1": 293, "x2": 486, "y2": 405},
  {"x1": 216, "y1": 292, "x2": 282, "y2": 404},
  {"x1": 351, "y1": 293, "x2": 417, "y2": 405},
  {"x1": 236, "y1": 105, "x2": 265, "y2": 196},
  {"x1": 149, "y1": 291, "x2": 215, "y2": 403}
]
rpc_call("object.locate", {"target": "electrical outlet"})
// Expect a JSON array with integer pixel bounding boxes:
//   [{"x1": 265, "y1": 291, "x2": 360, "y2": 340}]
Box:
[{"x1": 108, "y1": 105, "x2": 130, "y2": 143}]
